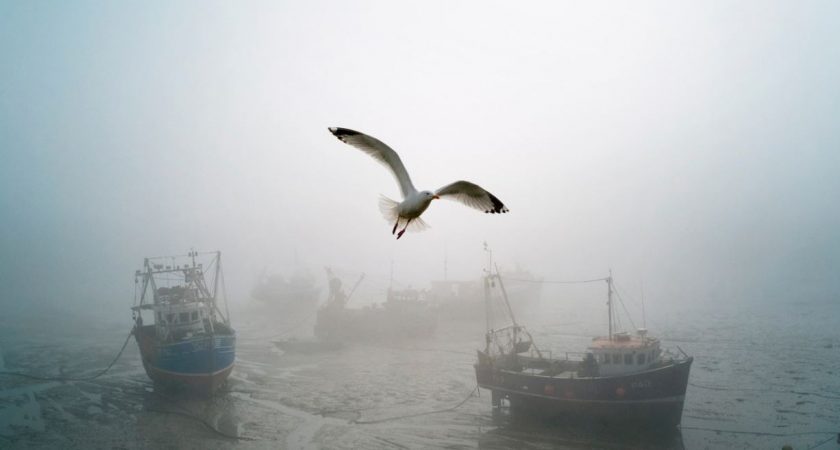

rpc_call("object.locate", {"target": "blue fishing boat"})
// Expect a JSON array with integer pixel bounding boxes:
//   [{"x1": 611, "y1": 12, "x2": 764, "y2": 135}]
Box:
[{"x1": 131, "y1": 250, "x2": 235, "y2": 393}]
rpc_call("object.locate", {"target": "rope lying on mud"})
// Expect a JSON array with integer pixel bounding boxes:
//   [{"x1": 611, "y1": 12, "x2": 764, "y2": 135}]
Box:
[
  {"x1": 681, "y1": 426, "x2": 839, "y2": 450},
  {"x1": 352, "y1": 384, "x2": 479, "y2": 425},
  {"x1": 90, "y1": 385, "x2": 258, "y2": 442},
  {"x1": 686, "y1": 382, "x2": 840, "y2": 445},
  {"x1": 680, "y1": 426, "x2": 838, "y2": 438},
  {"x1": 0, "y1": 328, "x2": 134, "y2": 382},
  {"x1": 358, "y1": 342, "x2": 475, "y2": 357},
  {"x1": 145, "y1": 404, "x2": 257, "y2": 442},
  {"x1": 805, "y1": 435, "x2": 838, "y2": 450}
]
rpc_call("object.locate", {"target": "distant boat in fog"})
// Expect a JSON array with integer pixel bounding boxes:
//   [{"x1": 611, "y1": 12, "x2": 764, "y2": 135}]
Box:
[
  {"x1": 430, "y1": 265, "x2": 543, "y2": 321},
  {"x1": 328, "y1": 127, "x2": 508, "y2": 239},
  {"x1": 131, "y1": 250, "x2": 236, "y2": 394},
  {"x1": 250, "y1": 268, "x2": 321, "y2": 314},
  {"x1": 313, "y1": 268, "x2": 437, "y2": 341},
  {"x1": 432, "y1": 244, "x2": 542, "y2": 321}
]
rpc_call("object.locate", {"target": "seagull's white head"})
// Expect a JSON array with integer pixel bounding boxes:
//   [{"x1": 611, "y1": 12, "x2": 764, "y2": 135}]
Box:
[{"x1": 421, "y1": 190, "x2": 440, "y2": 200}]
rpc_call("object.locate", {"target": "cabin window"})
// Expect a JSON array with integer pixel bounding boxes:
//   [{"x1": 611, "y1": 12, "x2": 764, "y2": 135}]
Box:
[
  {"x1": 598, "y1": 354, "x2": 607, "y2": 364},
  {"x1": 624, "y1": 354, "x2": 633, "y2": 365},
  {"x1": 637, "y1": 353, "x2": 646, "y2": 365},
  {"x1": 612, "y1": 354, "x2": 621, "y2": 364},
  {"x1": 179, "y1": 312, "x2": 189, "y2": 323},
  {"x1": 167, "y1": 314, "x2": 175, "y2": 323},
  {"x1": 191, "y1": 311, "x2": 198, "y2": 321}
]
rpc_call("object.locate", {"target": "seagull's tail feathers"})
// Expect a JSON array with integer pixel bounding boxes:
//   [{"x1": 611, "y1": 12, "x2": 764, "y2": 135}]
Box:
[
  {"x1": 404, "y1": 216, "x2": 430, "y2": 232},
  {"x1": 378, "y1": 195, "x2": 430, "y2": 233},
  {"x1": 378, "y1": 195, "x2": 400, "y2": 222}
]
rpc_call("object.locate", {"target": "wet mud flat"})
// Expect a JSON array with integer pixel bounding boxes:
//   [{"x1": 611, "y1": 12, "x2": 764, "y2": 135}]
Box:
[
  {"x1": 0, "y1": 315, "x2": 485, "y2": 449},
  {"x1": 2, "y1": 302, "x2": 839, "y2": 449}
]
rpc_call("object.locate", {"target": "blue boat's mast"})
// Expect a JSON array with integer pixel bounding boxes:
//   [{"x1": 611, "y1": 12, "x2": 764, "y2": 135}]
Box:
[{"x1": 607, "y1": 270, "x2": 614, "y2": 341}]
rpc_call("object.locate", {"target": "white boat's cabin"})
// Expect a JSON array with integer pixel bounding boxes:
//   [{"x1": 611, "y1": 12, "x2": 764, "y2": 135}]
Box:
[
  {"x1": 153, "y1": 286, "x2": 212, "y2": 341},
  {"x1": 587, "y1": 329, "x2": 662, "y2": 376}
]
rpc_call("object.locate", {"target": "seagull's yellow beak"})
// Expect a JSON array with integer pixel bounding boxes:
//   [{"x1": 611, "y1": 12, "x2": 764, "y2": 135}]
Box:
[{"x1": 433, "y1": 195, "x2": 440, "y2": 200}]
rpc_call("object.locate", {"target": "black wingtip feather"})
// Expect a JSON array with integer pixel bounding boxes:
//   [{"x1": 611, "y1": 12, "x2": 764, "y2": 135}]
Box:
[
  {"x1": 329, "y1": 127, "x2": 361, "y2": 138},
  {"x1": 488, "y1": 193, "x2": 507, "y2": 214}
]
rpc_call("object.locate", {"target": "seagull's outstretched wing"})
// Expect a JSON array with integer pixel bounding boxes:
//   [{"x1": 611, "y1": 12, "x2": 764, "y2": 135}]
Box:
[
  {"x1": 328, "y1": 127, "x2": 416, "y2": 198},
  {"x1": 435, "y1": 181, "x2": 509, "y2": 214}
]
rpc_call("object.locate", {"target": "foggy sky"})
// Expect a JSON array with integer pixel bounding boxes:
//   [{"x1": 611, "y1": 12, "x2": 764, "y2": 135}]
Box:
[{"x1": 2, "y1": 1, "x2": 839, "y2": 320}]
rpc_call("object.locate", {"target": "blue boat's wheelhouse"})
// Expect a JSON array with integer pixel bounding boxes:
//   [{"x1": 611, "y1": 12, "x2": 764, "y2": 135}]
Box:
[{"x1": 153, "y1": 287, "x2": 214, "y2": 343}]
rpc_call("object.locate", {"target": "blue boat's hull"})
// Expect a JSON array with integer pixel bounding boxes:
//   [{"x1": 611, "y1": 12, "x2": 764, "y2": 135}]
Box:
[{"x1": 135, "y1": 324, "x2": 235, "y2": 393}]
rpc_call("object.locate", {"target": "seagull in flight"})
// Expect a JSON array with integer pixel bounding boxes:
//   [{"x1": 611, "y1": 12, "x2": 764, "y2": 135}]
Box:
[{"x1": 328, "y1": 127, "x2": 508, "y2": 239}]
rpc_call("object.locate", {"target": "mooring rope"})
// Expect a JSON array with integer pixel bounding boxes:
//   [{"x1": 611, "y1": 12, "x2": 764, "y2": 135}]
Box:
[
  {"x1": 683, "y1": 383, "x2": 840, "y2": 446},
  {"x1": 0, "y1": 328, "x2": 134, "y2": 382},
  {"x1": 357, "y1": 342, "x2": 475, "y2": 357},
  {"x1": 680, "y1": 425, "x2": 837, "y2": 438},
  {"x1": 805, "y1": 435, "x2": 838, "y2": 450},
  {"x1": 689, "y1": 381, "x2": 840, "y2": 401},
  {"x1": 145, "y1": 404, "x2": 257, "y2": 441},
  {"x1": 269, "y1": 310, "x2": 319, "y2": 340},
  {"x1": 352, "y1": 384, "x2": 479, "y2": 424}
]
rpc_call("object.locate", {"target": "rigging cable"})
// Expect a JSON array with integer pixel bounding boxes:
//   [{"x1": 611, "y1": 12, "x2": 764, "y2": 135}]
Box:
[
  {"x1": 610, "y1": 282, "x2": 637, "y2": 331},
  {"x1": 501, "y1": 276, "x2": 609, "y2": 285},
  {"x1": 219, "y1": 258, "x2": 231, "y2": 324}
]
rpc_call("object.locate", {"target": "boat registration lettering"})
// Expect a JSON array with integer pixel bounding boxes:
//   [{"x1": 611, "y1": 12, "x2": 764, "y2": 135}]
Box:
[
  {"x1": 193, "y1": 341, "x2": 209, "y2": 351},
  {"x1": 631, "y1": 380, "x2": 652, "y2": 389}
]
